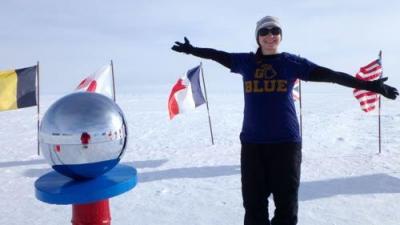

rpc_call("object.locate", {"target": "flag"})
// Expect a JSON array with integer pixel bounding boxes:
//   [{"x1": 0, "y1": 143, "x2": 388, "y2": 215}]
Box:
[
  {"x1": 353, "y1": 59, "x2": 382, "y2": 112},
  {"x1": 168, "y1": 65, "x2": 206, "y2": 119},
  {"x1": 0, "y1": 66, "x2": 37, "y2": 111},
  {"x1": 76, "y1": 64, "x2": 114, "y2": 100},
  {"x1": 292, "y1": 79, "x2": 300, "y2": 101}
]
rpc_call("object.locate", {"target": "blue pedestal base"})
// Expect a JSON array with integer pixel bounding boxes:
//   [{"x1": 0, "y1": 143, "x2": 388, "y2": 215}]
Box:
[{"x1": 35, "y1": 164, "x2": 137, "y2": 205}]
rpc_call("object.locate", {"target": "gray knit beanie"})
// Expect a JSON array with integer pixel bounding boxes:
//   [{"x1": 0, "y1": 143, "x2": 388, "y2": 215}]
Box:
[{"x1": 255, "y1": 16, "x2": 281, "y2": 41}]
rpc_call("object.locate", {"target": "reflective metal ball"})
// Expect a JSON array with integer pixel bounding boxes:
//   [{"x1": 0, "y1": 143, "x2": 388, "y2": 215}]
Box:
[{"x1": 40, "y1": 92, "x2": 128, "y2": 179}]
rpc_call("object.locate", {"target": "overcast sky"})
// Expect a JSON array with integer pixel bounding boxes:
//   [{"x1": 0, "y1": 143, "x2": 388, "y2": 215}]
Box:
[{"x1": 1, "y1": 0, "x2": 399, "y2": 94}]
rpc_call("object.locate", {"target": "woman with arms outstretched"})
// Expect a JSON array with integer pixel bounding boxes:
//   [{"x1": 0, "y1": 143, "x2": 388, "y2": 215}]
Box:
[{"x1": 172, "y1": 16, "x2": 398, "y2": 225}]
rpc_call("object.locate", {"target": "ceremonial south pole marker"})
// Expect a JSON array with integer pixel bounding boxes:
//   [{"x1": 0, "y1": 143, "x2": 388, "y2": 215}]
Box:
[{"x1": 34, "y1": 92, "x2": 137, "y2": 225}]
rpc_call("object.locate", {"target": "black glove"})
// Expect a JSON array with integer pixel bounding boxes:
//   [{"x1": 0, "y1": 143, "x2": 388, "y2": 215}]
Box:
[
  {"x1": 368, "y1": 77, "x2": 399, "y2": 100},
  {"x1": 171, "y1": 37, "x2": 193, "y2": 54}
]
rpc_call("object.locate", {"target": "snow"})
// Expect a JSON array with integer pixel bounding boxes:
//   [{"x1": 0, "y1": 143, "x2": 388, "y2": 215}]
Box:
[{"x1": 1, "y1": 87, "x2": 399, "y2": 225}]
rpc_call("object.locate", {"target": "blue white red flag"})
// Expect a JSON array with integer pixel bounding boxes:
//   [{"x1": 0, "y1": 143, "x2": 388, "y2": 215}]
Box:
[
  {"x1": 168, "y1": 65, "x2": 206, "y2": 119},
  {"x1": 353, "y1": 59, "x2": 382, "y2": 112}
]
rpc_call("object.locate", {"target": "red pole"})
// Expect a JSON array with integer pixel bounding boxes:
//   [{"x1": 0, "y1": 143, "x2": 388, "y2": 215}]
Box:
[{"x1": 71, "y1": 199, "x2": 111, "y2": 225}]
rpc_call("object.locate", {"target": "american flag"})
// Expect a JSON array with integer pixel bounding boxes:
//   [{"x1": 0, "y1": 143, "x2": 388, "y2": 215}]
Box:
[
  {"x1": 353, "y1": 59, "x2": 383, "y2": 112},
  {"x1": 292, "y1": 79, "x2": 300, "y2": 101}
]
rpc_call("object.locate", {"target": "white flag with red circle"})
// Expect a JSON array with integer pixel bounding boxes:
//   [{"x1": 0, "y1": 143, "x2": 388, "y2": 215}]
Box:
[{"x1": 75, "y1": 64, "x2": 114, "y2": 100}]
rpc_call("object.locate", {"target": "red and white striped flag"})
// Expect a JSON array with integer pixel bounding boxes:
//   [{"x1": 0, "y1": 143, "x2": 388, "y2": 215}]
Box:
[{"x1": 353, "y1": 59, "x2": 382, "y2": 112}]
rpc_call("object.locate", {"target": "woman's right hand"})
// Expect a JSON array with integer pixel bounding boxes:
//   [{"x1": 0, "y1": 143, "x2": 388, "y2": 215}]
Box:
[{"x1": 171, "y1": 37, "x2": 193, "y2": 54}]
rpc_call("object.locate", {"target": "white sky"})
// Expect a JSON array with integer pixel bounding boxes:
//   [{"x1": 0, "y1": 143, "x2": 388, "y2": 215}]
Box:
[{"x1": 1, "y1": 0, "x2": 399, "y2": 94}]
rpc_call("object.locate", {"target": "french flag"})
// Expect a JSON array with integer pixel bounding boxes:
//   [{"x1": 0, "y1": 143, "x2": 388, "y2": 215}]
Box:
[{"x1": 168, "y1": 65, "x2": 206, "y2": 119}]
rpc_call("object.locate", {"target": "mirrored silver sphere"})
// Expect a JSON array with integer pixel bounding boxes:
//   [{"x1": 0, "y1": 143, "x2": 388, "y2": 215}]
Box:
[{"x1": 40, "y1": 92, "x2": 128, "y2": 179}]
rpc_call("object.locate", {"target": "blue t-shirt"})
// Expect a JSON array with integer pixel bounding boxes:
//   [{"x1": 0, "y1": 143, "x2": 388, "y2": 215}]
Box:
[{"x1": 230, "y1": 52, "x2": 317, "y2": 144}]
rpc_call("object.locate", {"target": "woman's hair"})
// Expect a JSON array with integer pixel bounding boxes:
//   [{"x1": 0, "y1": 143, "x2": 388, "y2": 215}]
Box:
[{"x1": 255, "y1": 47, "x2": 263, "y2": 65}]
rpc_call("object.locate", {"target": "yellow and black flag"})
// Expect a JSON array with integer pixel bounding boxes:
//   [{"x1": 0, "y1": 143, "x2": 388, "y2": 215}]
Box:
[{"x1": 0, "y1": 66, "x2": 37, "y2": 111}]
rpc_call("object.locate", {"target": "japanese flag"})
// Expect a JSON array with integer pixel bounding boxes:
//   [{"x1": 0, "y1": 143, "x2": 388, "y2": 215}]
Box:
[{"x1": 76, "y1": 64, "x2": 114, "y2": 100}]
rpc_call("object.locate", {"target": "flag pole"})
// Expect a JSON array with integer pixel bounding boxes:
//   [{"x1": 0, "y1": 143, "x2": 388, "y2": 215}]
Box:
[
  {"x1": 36, "y1": 61, "x2": 40, "y2": 155},
  {"x1": 378, "y1": 50, "x2": 382, "y2": 154},
  {"x1": 200, "y1": 62, "x2": 215, "y2": 145},
  {"x1": 296, "y1": 56, "x2": 303, "y2": 137},
  {"x1": 299, "y1": 80, "x2": 303, "y2": 137},
  {"x1": 110, "y1": 60, "x2": 116, "y2": 102}
]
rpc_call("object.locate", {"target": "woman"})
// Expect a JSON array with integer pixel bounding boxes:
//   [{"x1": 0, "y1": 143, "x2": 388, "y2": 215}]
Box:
[{"x1": 171, "y1": 16, "x2": 398, "y2": 225}]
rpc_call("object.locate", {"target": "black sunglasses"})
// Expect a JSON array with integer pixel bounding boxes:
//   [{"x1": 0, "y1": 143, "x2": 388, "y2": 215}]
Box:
[{"x1": 258, "y1": 27, "x2": 281, "y2": 36}]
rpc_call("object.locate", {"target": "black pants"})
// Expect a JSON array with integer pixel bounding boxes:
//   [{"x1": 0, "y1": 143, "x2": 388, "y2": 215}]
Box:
[{"x1": 241, "y1": 142, "x2": 302, "y2": 225}]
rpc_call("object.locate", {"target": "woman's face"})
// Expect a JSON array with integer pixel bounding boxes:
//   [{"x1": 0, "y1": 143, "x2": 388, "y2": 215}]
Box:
[{"x1": 257, "y1": 27, "x2": 282, "y2": 54}]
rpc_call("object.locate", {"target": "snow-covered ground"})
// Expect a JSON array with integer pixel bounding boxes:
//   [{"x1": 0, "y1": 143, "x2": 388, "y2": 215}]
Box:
[{"x1": 1, "y1": 87, "x2": 399, "y2": 225}]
